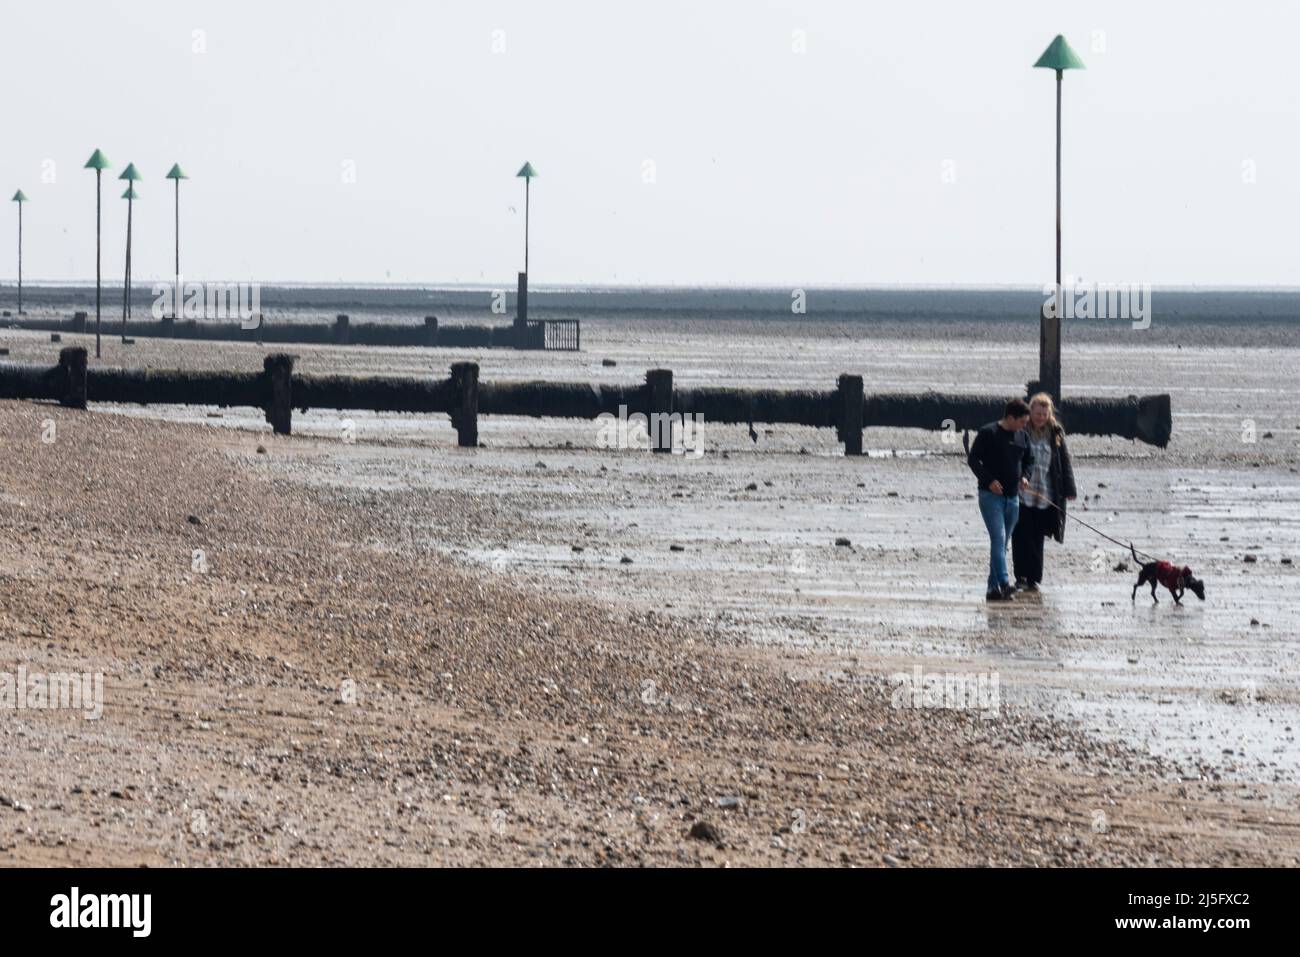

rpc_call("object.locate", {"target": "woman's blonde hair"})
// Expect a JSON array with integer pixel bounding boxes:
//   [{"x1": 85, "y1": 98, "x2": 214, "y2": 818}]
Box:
[{"x1": 1027, "y1": 392, "x2": 1063, "y2": 441}]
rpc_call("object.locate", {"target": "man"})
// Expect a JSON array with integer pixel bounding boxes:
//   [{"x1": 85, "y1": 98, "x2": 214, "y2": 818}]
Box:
[{"x1": 967, "y1": 398, "x2": 1033, "y2": 601}]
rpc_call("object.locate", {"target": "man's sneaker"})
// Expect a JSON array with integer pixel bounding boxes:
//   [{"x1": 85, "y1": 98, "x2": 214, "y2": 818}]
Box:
[
  {"x1": 999, "y1": 583, "x2": 1017, "y2": 600},
  {"x1": 1014, "y1": 578, "x2": 1027, "y2": 591},
  {"x1": 986, "y1": 588, "x2": 1012, "y2": 602},
  {"x1": 1024, "y1": 581, "x2": 1040, "y2": 592}
]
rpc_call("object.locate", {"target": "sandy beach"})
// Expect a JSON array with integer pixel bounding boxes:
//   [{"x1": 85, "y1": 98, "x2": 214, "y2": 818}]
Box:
[{"x1": 2, "y1": 311, "x2": 1297, "y2": 866}]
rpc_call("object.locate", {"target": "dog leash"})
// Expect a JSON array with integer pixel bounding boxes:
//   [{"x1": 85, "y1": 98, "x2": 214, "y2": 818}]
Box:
[
  {"x1": 962, "y1": 430, "x2": 1161, "y2": 564},
  {"x1": 1019, "y1": 485, "x2": 1160, "y2": 563}
]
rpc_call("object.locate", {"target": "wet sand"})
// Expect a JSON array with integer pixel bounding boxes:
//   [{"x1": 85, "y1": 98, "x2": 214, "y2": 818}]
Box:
[{"x1": 1, "y1": 315, "x2": 1297, "y2": 864}]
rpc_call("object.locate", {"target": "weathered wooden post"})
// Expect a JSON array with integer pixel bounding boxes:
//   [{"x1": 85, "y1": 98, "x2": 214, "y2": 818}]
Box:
[
  {"x1": 72, "y1": 311, "x2": 88, "y2": 334},
  {"x1": 837, "y1": 373, "x2": 864, "y2": 456},
  {"x1": 263, "y1": 353, "x2": 294, "y2": 435},
  {"x1": 58, "y1": 346, "x2": 87, "y2": 409},
  {"x1": 646, "y1": 368, "x2": 673, "y2": 453},
  {"x1": 424, "y1": 315, "x2": 439, "y2": 347},
  {"x1": 450, "y1": 361, "x2": 479, "y2": 447},
  {"x1": 334, "y1": 314, "x2": 350, "y2": 345},
  {"x1": 1134, "y1": 393, "x2": 1173, "y2": 449}
]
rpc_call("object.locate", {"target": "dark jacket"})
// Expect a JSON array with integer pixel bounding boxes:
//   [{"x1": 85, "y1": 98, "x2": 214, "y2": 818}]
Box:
[
  {"x1": 967, "y1": 421, "x2": 1033, "y2": 497},
  {"x1": 1031, "y1": 424, "x2": 1077, "y2": 543}
]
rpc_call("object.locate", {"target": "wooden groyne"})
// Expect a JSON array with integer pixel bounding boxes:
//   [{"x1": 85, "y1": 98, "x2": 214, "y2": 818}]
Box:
[
  {"x1": 5, "y1": 311, "x2": 580, "y2": 351},
  {"x1": 1, "y1": 348, "x2": 1172, "y2": 450}
]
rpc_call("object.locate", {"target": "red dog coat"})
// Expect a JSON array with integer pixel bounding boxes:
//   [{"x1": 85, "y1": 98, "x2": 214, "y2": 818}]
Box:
[{"x1": 1154, "y1": 561, "x2": 1191, "y2": 591}]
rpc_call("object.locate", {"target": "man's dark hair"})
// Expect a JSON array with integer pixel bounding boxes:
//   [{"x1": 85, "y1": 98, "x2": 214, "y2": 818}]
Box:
[{"x1": 1003, "y1": 397, "x2": 1031, "y2": 418}]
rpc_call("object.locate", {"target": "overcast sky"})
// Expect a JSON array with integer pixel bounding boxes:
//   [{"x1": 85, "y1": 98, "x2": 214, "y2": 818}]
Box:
[{"x1": 4, "y1": 1, "x2": 1296, "y2": 287}]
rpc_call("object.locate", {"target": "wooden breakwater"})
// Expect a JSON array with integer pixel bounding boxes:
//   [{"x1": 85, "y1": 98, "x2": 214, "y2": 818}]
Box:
[
  {"x1": 1, "y1": 348, "x2": 1172, "y2": 450},
  {"x1": 5, "y1": 311, "x2": 580, "y2": 351}
]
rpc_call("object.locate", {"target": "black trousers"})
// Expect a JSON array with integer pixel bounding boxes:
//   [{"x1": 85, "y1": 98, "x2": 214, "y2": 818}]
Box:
[{"x1": 1011, "y1": 504, "x2": 1056, "y2": 584}]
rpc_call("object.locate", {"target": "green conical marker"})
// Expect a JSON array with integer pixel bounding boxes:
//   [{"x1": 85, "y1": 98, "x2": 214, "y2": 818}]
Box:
[
  {"x1": 118, "y1": 167, "x2": 141, "y2": 338},
  {"x1": 85, "y1": 150, "x2": 112, "y2": 357},
  {"x1": 166, "y1": 164, "x2": 188, "y2": 320},
  {"x1": 1033, "y1": 35, "x2": 1085, "y2": 404},
  {"x1": 516, "y1": 162, "x2": 537, "y2": 274},
  {"x1": 1033, "y1": 34, "x2": 1087, "y2": 71},
  {"x1": 12, "y1": 191, "x2": 27, "y2": 315}
]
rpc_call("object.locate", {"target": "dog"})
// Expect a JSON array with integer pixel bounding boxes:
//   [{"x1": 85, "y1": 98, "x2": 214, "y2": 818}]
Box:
[{"x1": 1130, "y1": 545, "x2": 1205, "y2": 604}]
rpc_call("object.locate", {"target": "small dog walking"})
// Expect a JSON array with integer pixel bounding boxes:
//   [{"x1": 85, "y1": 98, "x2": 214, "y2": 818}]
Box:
[{"x1": 1130, "y1": 545, "x2": 1206, "y2": 604}]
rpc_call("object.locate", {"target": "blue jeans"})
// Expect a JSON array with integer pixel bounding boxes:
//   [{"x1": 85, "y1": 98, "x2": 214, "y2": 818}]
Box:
[{"x1": 978, "y1": 489, "x2": 1020, "y2": 593}]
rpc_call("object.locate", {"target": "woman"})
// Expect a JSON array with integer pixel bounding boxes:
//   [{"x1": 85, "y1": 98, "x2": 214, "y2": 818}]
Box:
[{"x1": 1012, "y1": 393, "x2": 1077, "y2": 591}]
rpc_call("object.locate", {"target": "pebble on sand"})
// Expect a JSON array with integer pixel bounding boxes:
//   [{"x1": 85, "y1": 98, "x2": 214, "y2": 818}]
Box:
[{"x1": 688, "y1": 820, "x2": 722, "y2": 844}]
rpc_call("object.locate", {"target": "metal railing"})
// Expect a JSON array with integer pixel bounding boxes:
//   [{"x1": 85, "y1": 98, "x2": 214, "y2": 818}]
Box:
[{"x1": 523, "y1": 319, "x2": 580, "y2": 351}]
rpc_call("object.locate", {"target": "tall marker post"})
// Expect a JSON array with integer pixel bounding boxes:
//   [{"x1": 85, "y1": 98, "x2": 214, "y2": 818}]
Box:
[
  {"x1": 515, "y1": 162, "x2": 537, "y2": 334},
  {"x1": 1033, "y1": 34, "x2": 1085, "y2": 403},
  {"x1": 11, "y1": 190, "x2": 27, "y2": 314},
  {"x1": 118, "y1": 163, "x2": 142, "y2": 340},
  {"x1": 165, "y1": 164, "x2": 188, "y2": 321},
  {"x1": 84, "y1": 149, "x2": 112, "y2": 357}
]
